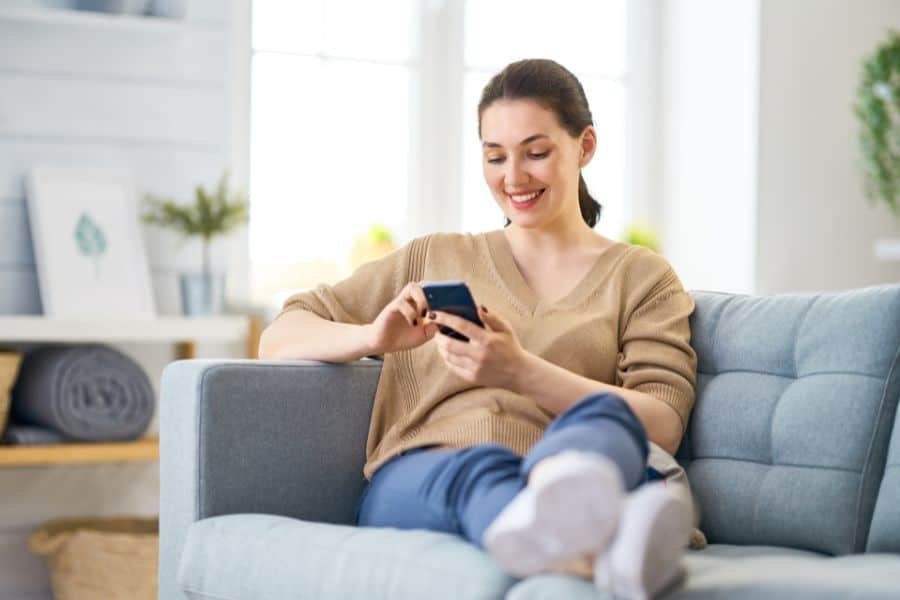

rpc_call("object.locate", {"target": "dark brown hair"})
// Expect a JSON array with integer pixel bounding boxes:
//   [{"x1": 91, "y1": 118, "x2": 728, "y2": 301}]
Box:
[{"x1": 478, "y1": 58, "x2": 601, "y2": 228}]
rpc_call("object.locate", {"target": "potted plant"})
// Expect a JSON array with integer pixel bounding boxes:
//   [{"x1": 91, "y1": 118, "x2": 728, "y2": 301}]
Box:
[
  {"x1": 141, "y1": 170, "x2": 248, "y2": 315},
  {"x1": 855, "y1": 29, "x2": 900, "y2": 260},
  {"x1": 621, "y1": 221, "x2": 661, "y2": 253},
  {"x1": 348, "y1": 224, "x2": 397, "y2": 272}
]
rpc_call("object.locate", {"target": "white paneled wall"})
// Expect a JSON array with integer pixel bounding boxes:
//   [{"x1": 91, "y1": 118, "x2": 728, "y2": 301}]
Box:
[{"x1": 0, "y1": 1, "x2": 250, "y2": 597}]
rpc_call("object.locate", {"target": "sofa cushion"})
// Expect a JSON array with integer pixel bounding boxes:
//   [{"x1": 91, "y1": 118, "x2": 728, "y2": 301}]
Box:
[
  {"x1": 177, "y1": 514, "x2": 516, "y2": 600},
  {"x1": 507, "y1": 544, "x2": 900, "y2": 599},
  {"x1": 678, "y1": 285, "x2": 900, "y2": 554}
]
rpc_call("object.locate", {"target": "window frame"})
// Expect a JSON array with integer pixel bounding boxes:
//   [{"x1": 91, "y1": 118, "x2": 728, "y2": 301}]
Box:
[{"x1": 239, "y1": 0, "x2": 657, "y2": 301}]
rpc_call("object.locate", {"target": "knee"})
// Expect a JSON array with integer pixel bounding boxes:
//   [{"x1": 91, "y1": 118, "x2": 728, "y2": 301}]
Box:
[{"x1": 556, "y1": 391, "x2": 648, "y2": 443}]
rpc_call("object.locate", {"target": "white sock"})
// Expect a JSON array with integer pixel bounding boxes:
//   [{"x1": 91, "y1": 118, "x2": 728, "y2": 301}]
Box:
[
  {"x1": 593, "y1": 481, "x2": 692, "y2": 600},
  {"x1": 483, "y1": 450, "x2": 625, "y2": 577}
]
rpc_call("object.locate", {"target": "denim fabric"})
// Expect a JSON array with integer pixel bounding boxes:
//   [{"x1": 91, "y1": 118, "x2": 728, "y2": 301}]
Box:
[{"x1": 356, "y1": 391, "x2": 649, "y2": 548}]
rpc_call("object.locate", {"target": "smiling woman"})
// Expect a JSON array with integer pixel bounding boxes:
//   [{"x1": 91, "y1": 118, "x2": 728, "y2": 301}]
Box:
[{"x1": 261, "y1": 55, "x2": 698, "y2": 600}]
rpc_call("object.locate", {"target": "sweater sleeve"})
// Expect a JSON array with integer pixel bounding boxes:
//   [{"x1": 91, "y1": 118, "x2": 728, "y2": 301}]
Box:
[
  {"x1": 273, "y1": 234, "x2": 431, "y2": 331},
  {"x1": 616, "y1": 254, "x2": 698, "y2": 432}
]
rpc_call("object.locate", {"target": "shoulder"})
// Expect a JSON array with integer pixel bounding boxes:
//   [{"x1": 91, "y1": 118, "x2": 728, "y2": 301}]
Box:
[
  {"x1": 408, "y1": 231, "x2": 482, "y2": 257},
  {"x1": 617, "y1": 244, "x2": 676, "y2": 280},
  {"x1": 614, "y1": 245, "x2": 687, "y2": 309}
]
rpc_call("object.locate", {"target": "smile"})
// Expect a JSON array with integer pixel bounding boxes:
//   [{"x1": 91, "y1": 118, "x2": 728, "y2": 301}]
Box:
[{"x1": 507, "y1": 188, "x2": 545, "y2": 209}]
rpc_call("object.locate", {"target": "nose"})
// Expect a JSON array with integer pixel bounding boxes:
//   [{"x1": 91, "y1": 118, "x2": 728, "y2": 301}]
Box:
[{"x1": 503, "y1": 156, "x2": 529, "y2": 187}]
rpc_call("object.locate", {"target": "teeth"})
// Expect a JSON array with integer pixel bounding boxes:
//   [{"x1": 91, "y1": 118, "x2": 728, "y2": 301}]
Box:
[{"x1": 510, "y1": 190, "x2": 541, "y2": 203}]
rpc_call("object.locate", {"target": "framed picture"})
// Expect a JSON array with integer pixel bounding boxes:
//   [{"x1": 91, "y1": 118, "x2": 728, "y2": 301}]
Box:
[{"x1": 26, "y1": 167, "x2": 156, "y2": 318}]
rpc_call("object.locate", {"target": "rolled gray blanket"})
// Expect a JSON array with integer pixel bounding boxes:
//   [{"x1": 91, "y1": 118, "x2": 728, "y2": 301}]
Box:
[
  {"x1": 1, "y1": 423, "x2": 65, "y2": 445},
  {"x1": 10, "y1": 344, "x2": 155, "y2": 442}
]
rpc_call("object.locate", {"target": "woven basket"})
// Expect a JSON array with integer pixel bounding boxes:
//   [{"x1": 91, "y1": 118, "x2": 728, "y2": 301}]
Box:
[
  {"x1": 28, "y1": 516, "x2": 158, "y2": 600},
  {"x1": 0, "y1": 351, "x2": 23, "y2": 438}
]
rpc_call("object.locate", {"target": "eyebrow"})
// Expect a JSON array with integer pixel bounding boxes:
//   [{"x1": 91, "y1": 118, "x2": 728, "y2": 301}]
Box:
[{"x1": 482, "y1": 134, "x2": 549, "y2": 149}]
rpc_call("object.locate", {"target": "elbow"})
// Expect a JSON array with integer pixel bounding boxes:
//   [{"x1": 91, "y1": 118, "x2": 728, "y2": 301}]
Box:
[
  {"x1": 656, "y1": 420, "x2": 683, "y2": 456},
  {"x1": 257, "y1": 326, "x2": 279, "y2": 360}
]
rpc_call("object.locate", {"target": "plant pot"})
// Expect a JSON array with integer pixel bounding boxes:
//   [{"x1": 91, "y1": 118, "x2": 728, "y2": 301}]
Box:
[
  {"x1": 148, "y1": 0, "x2": 187, "y2": 18},
  {"x1": 179, "y1": 272, "x2": 225, "y2": 316},
  {"x1": 76, "y1": 0, "x2": 151, "y2": 14}
]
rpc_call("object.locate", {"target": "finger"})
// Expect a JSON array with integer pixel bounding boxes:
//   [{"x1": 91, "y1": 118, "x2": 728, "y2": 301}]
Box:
[
  {"x1": 395, "y1": 298, "x2": 419, "y2": 327},
  {"x1": 440, "y1": 332, "x2": 474, "y2": 359},
  {"x1": 408, "y1": 282, "x2": 430, "y2": 319},
  {"x1": 441, "y1": 344, "x2": 474, "y2": 371},
  {"x1": 428, "y1": 310, "x2": 484, "y2": 343},
  {"x1": 478, "y1": 305, "x2": 509, "y2": 332}
]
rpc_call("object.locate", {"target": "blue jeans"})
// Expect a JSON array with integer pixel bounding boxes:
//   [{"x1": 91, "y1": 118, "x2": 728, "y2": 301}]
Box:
[{"x1": 355, "y1": 391, "x2": 658, "y2": 549}]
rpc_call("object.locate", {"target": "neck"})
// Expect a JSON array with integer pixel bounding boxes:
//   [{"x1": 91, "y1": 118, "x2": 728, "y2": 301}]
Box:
[{"x1": 504, "y1": 211, "x2": 598, "y2": 258}]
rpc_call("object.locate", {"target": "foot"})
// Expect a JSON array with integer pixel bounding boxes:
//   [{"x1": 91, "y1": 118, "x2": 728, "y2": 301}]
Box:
[
  {"x1": 593, "y1": 481, "x2": 692, "y2": 600},
  {"x1": 483, "y1": 450, "x2": 625, "y2": 577}
]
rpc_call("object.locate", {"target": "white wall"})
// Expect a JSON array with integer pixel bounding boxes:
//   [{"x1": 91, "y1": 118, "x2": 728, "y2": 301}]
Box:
[
  {"x1": 659, "y1": 0, "x2": 900, "y2": 296},
  {"x1": 658, "y1": 0, "x2": 760, "y2": 295},
  {"x1": 0, "y1": 1, "x2": 250, "y2": 597},
  {"x1": 756, "y1": 0, "x2": 900, "y2": 293}
]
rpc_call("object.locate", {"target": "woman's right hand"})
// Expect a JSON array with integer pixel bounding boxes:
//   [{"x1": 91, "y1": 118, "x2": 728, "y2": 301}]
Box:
[{"x1": 365, "y1": 281, "x2": 438, "y2": 355}]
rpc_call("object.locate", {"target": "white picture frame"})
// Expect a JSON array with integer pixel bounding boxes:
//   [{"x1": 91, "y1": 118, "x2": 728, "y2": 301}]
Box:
[{"x1": 26, "y1": 167, "x2": 156, "y2": 318}]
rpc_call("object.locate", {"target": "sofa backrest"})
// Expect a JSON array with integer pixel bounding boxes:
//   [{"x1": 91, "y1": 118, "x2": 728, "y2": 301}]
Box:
[
  {"x1": 867, "y1": 381, "x2": 900, "y2": 553},
  {"x1": 677, "y1": 284, "x2": 900, "y2": 555}
]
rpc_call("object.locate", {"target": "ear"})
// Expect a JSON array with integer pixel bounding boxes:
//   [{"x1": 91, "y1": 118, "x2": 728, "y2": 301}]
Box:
[{"x1": 579, "y1": 126, "x2": 597, "y2": 168}]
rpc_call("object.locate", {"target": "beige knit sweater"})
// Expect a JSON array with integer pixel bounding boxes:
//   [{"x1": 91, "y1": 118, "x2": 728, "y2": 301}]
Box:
[{"x1": 275, "y1": 229, "x2": 698, "y2": 482}]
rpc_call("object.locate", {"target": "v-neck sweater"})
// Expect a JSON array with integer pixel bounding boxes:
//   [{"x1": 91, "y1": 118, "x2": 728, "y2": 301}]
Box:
[{"x1": 276, "y1": 229, "x2": 698, "y2": 480}]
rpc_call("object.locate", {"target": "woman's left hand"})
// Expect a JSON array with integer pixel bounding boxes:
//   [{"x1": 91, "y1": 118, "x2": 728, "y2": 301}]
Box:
[{"x1": 425, "y1": 305, "x2": 527, "y2": 390}]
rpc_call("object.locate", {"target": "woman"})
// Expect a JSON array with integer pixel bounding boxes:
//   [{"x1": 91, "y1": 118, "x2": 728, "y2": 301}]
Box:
[{"x1": 259, "y1": 58, "x2": 698, "y2": 599}]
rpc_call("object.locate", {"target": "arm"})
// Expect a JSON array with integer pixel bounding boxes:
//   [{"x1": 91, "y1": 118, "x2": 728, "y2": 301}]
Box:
[
  {"x1": 258, "y1": 309, "x2": 376, "y2": 362},
  {"x1": 258, "y1": 235, "x2": 432, "y2": 363},
  {"x1": 512, "y1": 353, "x2": 683, "y2": 455},
  {"x1": 514, "y1": 258, "x2": 697, "y2": 456}
]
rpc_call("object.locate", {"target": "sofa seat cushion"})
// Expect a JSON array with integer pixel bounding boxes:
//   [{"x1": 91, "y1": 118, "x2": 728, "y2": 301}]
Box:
[
  {"x1": 177, "y1": 514, "x2": 517, "y2": 600},
  {"x1": 507, "y1": 544, "x2": 900, "y2": 600}
]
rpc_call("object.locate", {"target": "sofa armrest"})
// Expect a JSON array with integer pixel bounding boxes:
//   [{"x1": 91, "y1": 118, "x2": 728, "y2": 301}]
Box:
[{"x1": 158, "y1": 358, "x2": 381, "y2": 600}]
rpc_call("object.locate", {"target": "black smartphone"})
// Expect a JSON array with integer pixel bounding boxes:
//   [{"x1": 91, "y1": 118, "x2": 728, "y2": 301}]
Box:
[{"x1": 420, "y1": 280, "x2": 484, "y2": 342}]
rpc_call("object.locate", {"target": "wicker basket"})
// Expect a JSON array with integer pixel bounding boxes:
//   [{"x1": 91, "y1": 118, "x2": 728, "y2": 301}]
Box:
[{"x1": 28, "y1": 516, "x2": 158, "y2": 600}]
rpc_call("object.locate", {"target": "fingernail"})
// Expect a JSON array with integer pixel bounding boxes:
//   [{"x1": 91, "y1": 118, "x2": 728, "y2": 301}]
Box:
[{"x1": 428, "y1": 311, "x2": 436, "y2": 319}]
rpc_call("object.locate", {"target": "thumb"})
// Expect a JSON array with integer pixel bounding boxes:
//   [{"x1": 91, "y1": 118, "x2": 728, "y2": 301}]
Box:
[{"x1": 478, "y1": 305, "x2": 509, "y2": 332}]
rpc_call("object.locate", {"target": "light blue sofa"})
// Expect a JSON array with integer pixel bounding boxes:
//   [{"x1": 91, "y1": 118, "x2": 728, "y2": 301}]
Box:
[{"x1": 159, "y1": 284, "x2": 900, "y2": 599}]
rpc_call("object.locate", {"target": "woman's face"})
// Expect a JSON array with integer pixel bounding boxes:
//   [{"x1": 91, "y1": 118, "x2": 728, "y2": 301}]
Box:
[{"x1": 480, "y1": 98, "x2": 594, "y2": 230}]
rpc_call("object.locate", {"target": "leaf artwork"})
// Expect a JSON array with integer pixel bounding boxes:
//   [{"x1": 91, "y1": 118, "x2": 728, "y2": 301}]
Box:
[{"x1": 74, "y1": 212, "x2": 107, "y2": 279}]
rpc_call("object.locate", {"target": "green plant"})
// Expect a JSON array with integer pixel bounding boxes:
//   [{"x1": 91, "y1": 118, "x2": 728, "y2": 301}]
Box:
[
  {"x1": 366, "y1": 224, "x2": 394, "y2": 245},
  {"x1": 855, "y1": 29, "x2": 900, "y2": 220},
  {"x1": 621, "y1": 221, "x2": 660, "y2": 252},
  {"x1": 141, "y1": 170, "x2": 249, "y2": 282}
]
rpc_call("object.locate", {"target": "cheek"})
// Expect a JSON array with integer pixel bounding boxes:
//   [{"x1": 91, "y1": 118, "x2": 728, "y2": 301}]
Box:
[{"x1": 483, "y1": 165, "x2": 502, "y2": 188}]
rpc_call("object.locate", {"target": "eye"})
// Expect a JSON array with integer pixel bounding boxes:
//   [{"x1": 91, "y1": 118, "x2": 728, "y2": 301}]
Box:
[
  {"x1": 528, "y1": 151, "x2": 549, "y2": 160},
  {"x1": 486, "y1": 156, "x2": 504, "y2": 164}
]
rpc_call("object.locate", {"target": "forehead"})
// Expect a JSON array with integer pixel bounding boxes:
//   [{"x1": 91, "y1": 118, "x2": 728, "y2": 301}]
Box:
[{"x1": 480, "y1": 99, "x2": 563, "y2": 144}]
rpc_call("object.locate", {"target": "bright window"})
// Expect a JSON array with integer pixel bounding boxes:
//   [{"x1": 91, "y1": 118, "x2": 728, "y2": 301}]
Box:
[{"x1": 249, "y1": 0, "x2": 632, "y2": 304}]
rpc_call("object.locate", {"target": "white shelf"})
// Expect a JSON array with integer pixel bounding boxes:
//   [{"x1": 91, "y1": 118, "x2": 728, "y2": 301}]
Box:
[
  {"x1": 0, "y1": 6, "x2": 222, "y2": 33},
  {"x1": 0, "y1": 315, "x2": 249, "y2": 343}
]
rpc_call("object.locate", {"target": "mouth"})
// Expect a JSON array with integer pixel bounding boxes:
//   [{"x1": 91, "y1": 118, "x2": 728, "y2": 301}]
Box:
[{"x1": 507, "y1": 188, "x2": 546, "y2": 210}]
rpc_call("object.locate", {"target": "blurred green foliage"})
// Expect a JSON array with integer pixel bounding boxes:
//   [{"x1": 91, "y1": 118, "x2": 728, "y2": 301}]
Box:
[{"x1": 855, "y1": 29, "x2": 900, "y2": 220}]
